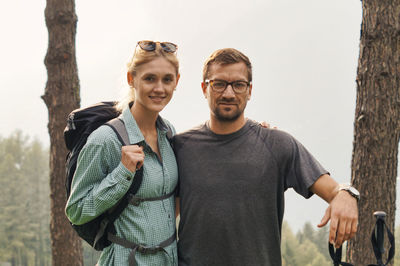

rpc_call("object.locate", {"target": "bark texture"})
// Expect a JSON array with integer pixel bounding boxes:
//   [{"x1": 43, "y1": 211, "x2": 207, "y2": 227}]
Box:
[
  {"x1": 43, "y1": 0, "x2": 82, "y2": 265},
  {"x1": 347, "y1": 1, "x2": 400, "y2": 265}
]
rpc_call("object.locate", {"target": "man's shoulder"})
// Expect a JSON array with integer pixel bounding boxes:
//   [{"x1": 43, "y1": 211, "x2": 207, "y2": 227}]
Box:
[
  {"x1": 173, "y1": 123, "x2": 207, "y2": 152},
  {"x1": 174, "y1": 123, "x2": 207, "y2": 140},
  {"x1": 245, "y1": 119, "x2": 301, "y2": 160},
  {"x1": 246, "y1": 119, "x2": 294, "y2": 142}
]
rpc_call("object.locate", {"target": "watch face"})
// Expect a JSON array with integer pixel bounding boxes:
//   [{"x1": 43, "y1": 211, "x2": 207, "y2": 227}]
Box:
[
  {"x1": 339, "y1": 184, "x2": 360, "y2": 200},
  {"x1": 349, "y1": 187, "x2": 360, "y2": 196}
]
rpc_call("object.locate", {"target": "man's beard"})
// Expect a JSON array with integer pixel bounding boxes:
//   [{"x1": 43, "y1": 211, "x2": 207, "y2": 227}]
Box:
[{"x1": 214, "y1": 105, "x2": 244, "y2": 122}]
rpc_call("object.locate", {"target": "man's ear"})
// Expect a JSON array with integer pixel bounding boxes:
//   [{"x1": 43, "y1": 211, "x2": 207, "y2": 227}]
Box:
[
  {"x1": 201, "y1": 82, "x2": 208, "y2": 98},
  {"x1": 247, "y1": 83, "x2": 253, "y2": 100},
  {"x1": 127, "y1": 72, "x2": 134, "y2": 87}
]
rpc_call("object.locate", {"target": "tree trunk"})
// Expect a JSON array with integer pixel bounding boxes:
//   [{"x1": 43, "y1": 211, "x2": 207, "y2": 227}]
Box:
[
  {"x1": 347, "y1": 1, "x2": 400, "y2": 265},
  {"x1": 43, "y1": 0, "x2": 82, "y2": 265}
]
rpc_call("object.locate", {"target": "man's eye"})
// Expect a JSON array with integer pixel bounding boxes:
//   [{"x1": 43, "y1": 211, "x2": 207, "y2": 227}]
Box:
[
  {"x1": 234, "y1": 82, "x2": 246, "y2": 89},
  {"x1": 213, "y1": 82, "x2": 226, "y2": 88}
]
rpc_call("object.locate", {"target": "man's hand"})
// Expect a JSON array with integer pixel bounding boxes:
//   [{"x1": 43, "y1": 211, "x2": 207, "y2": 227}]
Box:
[
  {"x1": 318, "y1": 190, "x2": 358, "y2": 248},
  {"x1": 310, "y1": 174, "x2": 359, "y2": 248},
  {"x1": 121, "y1": 145, "x2": 145, "y2": 172}
]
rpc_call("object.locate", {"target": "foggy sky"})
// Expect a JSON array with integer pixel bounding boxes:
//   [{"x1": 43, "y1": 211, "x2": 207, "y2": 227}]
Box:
[{"x1": 2, "y1": 0, "x2": 394, "y2": 232}]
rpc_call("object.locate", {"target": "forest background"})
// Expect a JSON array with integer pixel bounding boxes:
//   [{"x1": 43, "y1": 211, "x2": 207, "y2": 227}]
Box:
[
  {"x1": 0, "y1": 0, "x2": 399, "y2": 265},
  {"x1": 0, "y1": 132, "x2": 399, "y2": 265}
]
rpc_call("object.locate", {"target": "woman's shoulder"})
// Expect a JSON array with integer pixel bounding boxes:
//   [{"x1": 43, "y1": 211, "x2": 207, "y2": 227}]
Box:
[
  {"x1": 86, "y1": 124, "x2": 121, "y2": 148},
  {"x1": 158, "y1": 116, "x2": 176, "y2": 135}
]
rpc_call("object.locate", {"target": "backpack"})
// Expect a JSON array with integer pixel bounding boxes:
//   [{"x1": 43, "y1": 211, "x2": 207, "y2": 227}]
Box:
[{"x1": 64, "y1": 101, "x2": 174, "y2": 250}]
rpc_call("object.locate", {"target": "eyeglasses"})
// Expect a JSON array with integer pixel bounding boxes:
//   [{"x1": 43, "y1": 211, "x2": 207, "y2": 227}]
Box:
[
  {"x1": 137, "y1": 40, "x2": 178, "y2": 53},
  {"x1": 205, "y1": 79, "x2": 251, "y2": 94}
]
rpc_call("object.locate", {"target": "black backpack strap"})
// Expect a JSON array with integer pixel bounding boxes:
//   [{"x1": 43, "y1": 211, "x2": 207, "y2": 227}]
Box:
[
  {"x1": 93, "y1": 166, "x2": 144, "y2": 249},
  {"x1": 166, "y1": 125, "x2": 173, "y2": 145},
  {"x1": 129, "y1": 188, "x2": 176, "y2": 206},
  {"x1": 107, "y1": 231, "x2": 176, "y2": 266},
  {"x1": 329, "y1": 244, "x2": 354, "y2": 266},
  {"x1": 156, "y1": 116, "x2": 174, "y2": 148},
  {"x1": 92, "y1": 118, "x2": 145, "y2": 249}
]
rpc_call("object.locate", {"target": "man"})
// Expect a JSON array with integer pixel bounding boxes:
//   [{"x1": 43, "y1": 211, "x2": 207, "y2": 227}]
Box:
[{"x1": 174, "y1": 48, "x2": 359, "y2": 266}]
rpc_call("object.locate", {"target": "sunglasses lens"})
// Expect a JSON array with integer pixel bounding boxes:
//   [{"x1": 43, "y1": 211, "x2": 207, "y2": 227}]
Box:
[
  {"x1": 160, "y1": 42, "x2": 177, "y2": 53},
  {"x1": 138, "y1": 41, "x2": 156, "y2": 51}
]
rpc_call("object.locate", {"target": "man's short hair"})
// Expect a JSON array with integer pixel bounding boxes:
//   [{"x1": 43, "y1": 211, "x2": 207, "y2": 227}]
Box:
[{"x1": 202, "y1": 48, "x2": 252, "y2": 82}]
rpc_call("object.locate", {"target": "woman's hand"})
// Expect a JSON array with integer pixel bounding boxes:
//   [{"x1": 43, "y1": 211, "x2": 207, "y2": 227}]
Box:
[
  {"x1": 259, "y1": 121, "x2": 277, "y2": 129},
  {"x1": 121, "y1": 145, "x2": 145, "y2": 172}
]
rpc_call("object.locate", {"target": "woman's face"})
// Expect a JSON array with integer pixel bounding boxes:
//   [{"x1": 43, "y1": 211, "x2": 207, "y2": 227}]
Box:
[{"x1": 129, "y1": 57, "x2": 179, "y2": 114}]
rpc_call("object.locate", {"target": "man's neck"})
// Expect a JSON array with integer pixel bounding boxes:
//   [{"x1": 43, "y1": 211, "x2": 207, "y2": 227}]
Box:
[{"x1": 208, "y1": 115, "x2": 247, "y2": 135}]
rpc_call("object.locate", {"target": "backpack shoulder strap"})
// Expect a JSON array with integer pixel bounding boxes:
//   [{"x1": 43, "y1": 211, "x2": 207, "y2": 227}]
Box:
[
  {"x1": 106, "y1": 118, "x2": 130, "y2": 146},
  {"x1": 158, "y1": 117, "x2": 174, "y2": 148},
  {"x1": 92, "y1": 118, "x2": 144, "y2": 248}
]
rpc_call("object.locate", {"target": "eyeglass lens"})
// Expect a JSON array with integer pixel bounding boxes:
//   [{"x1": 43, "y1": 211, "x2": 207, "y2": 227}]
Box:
[
  {"x1": 137, "y1": 41, "x2": 177, "y2": 53},
  {"x1": 210, "y1": 80, "x2": 248, "y2": 93}
]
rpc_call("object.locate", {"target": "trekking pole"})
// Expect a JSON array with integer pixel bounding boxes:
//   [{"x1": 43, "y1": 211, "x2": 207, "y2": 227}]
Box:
[
  {"x1": 329, "y1": 243, "x2": 353, "y2": 266},
  {"x1": 374, "y1": 211, "x2": 386, "y2": 265},
  {"x1": 369, "y1": 211, "x2": 395, "y2": 266}
]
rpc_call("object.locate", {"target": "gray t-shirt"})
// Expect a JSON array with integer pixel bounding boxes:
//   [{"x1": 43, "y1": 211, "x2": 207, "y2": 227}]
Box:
[{"x1": 174, "y1": 120, "x2": 328, "y2": 266}]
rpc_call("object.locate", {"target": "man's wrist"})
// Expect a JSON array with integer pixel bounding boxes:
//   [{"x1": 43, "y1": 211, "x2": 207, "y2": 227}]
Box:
[{"x1": 337, "y1": 183, "x2": 360, "y2": 202}]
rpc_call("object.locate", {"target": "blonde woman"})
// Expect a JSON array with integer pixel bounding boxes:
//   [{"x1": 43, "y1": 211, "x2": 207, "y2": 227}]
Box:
[{"x1": 66, "y1": 41, "x2": 180, "y2": 266}]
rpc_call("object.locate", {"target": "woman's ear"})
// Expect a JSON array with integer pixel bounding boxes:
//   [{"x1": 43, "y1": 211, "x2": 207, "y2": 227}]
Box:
[
  {"x1": 174, "y1": 74, "x2": 181, "y2": 91},
  {"x1": 127, "y1": 72, "x2": 134, "y2": 86}
]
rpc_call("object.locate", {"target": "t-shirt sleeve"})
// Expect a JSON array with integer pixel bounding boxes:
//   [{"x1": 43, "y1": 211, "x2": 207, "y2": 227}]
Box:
[{"x1": 280, "y1": 133, "x2": 328, "y2": 198}]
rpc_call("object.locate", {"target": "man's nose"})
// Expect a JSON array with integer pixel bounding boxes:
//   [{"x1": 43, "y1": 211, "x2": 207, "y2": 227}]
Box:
[{"x1": 222, "y1": 84, "x2": 235, "y2": 98}]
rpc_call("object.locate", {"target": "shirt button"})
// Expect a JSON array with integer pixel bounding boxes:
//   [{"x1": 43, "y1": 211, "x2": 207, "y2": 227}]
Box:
[{"x1": 126, "y1": 176, "x2": 131, "y2": 181}]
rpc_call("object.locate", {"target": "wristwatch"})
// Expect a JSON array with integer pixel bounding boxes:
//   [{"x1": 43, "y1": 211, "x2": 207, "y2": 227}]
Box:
[{"x1": 338, "y1": 183, "x2": 360, "y2": 201}]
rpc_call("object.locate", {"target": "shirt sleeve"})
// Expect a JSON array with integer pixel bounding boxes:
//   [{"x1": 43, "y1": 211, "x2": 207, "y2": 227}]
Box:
[
  {"x1": 65, "y1": 127, "x2": 136, "y2": 225},
  {"x1": 283, "y1": 134, "x2": 328, "y2": 198}
]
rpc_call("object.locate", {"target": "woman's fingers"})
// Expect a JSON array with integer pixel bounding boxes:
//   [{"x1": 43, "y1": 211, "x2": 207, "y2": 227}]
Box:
[{"x1": 121, "y1": 145, "x2": 145, "y2": 172}]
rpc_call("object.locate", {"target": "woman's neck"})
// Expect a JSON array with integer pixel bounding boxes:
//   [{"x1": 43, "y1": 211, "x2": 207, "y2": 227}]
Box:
[{"x1": 130, "y1": 102, "x2": 158, "y2": 134}]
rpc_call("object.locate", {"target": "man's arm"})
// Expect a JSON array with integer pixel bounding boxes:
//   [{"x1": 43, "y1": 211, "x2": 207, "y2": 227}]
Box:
[{"x1": 309, "y1": 174, "x2": 358, "y2": 248}]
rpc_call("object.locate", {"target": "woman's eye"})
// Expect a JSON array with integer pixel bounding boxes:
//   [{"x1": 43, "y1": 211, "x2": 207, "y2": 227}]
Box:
[
  {"x1": 163, "y1": 76, "x2": 174, "y2": 83},
  {"x1": 144, "y1": 76, "x2": 154, "y2": 81}
]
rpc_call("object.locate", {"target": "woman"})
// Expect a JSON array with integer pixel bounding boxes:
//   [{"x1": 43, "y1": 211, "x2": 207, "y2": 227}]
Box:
[{"x1": 66, "y1": 40, "x2": 180, "y2": 266}]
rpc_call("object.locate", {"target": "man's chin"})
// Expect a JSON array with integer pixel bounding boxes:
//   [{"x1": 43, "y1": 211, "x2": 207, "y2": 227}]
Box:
[{"x1": 214, "y1": 111, "x2": 242, "y2": 122}]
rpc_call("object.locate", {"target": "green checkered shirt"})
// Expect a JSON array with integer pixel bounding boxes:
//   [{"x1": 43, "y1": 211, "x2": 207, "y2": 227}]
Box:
[{"x1": 66, "y1": 107, "x2": 178, "y2": 266}]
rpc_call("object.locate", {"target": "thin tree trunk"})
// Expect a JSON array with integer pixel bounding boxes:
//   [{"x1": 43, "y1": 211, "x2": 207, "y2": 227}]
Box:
[
  {"x1": 347, "y1": 1, "x2": 400, "y2": 265},
  {"x1": 43, "y1": 0, "x2": 82, "y2": 265}
]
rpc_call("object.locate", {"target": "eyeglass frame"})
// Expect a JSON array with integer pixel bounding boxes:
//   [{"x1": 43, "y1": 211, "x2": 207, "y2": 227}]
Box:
[
  {"x1": 205, "y1": 79, "x2": 252, "y2": 94},
  {"x1": 136, "y1": 40, "x2": 178, "y2": 53}
]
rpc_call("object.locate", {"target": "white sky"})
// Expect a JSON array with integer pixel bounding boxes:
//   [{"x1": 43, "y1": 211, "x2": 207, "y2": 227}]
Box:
[{"x1": 2, "y1": 0, "x2": 397, "y2": 232}]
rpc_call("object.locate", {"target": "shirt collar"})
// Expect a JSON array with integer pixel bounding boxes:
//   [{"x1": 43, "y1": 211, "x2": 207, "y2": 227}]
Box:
[{"x1": 121, "y1": 106, "x2": 169, "y2": 145}]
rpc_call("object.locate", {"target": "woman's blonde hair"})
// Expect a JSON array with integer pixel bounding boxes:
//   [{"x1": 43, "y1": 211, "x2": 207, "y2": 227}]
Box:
[{"x1": 115, "y1": 42, "x2": 180, "y2": 111}]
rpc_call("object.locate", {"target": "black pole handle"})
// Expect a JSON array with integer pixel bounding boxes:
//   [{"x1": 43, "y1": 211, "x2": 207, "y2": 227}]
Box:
[{"x1": 373, "y1": 211, "x2": 386, "y2": 257}]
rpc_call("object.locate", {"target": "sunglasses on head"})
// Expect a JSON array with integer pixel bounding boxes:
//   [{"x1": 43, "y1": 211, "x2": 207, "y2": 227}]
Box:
[{"x1": 137, "y1": 41, "x2": 178, "y2": 53}]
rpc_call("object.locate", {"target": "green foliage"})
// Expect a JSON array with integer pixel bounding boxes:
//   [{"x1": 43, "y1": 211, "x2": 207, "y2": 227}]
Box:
[
  {"x1": 0, "y1": 132, "x2": 51, "y2": 266},
  {"x1": 0, "y1": 131, "x2": 100, "y2": 265},
  {"x1": 282, "y1": 221, "x2": 330, "y2": 266}
]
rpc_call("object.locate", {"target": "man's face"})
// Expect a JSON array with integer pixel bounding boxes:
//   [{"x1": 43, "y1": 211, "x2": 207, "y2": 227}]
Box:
[{"x1": 202, "y1": 62, "x2": 252, "y2": 122}]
